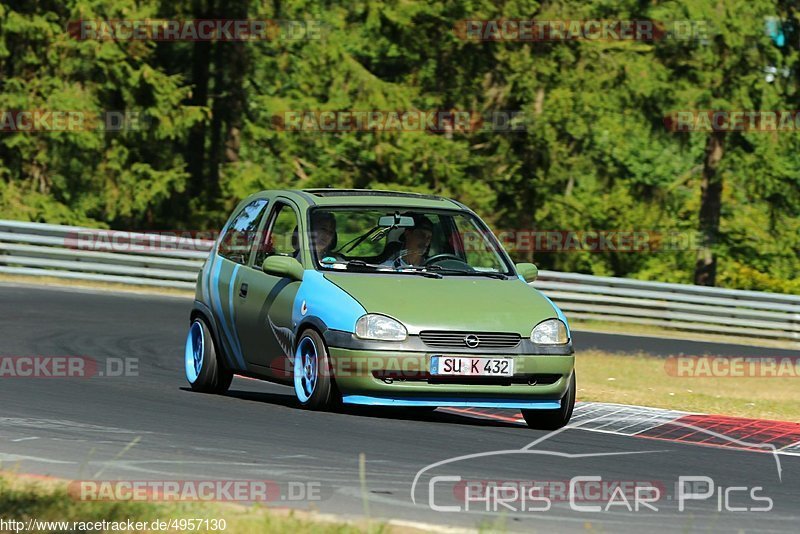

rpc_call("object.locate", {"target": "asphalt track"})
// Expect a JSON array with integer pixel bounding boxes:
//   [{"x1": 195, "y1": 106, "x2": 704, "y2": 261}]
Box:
[{"x1": 1, "y1": 283, "x2": 798, "y2": 532}]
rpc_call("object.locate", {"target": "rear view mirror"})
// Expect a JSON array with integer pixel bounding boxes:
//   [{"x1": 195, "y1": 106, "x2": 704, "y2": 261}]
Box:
[
  {"x1": 378, "y1": 215, "x2": 415, "y2": 228},
  {"x1": 262, "y1": 256, "x2": 304, "y2": 281},
  {"x1": 515, "y1": 262, "x2": 538, "y2": 283}
]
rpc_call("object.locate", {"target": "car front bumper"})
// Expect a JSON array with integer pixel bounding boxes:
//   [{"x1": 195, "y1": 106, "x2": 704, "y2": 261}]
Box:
[{"x1": 325, "y1": 343, "x2": 575, "y2": 409}]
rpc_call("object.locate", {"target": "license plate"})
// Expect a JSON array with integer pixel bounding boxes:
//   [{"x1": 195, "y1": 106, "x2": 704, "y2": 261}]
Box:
[{"x1": 430, "y1": 356, "x2": 514, "y2": 377}]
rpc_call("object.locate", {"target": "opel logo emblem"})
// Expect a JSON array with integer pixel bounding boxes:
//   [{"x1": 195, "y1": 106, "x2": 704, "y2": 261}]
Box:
[{"x1": 464, "y1": 334, "x2": 480, "y2": 348}]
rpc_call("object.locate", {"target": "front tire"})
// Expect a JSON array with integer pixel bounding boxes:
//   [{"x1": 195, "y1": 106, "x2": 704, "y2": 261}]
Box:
[
  {"x1": 521, "y1": 372, "x2": 576, "y2": 430},
  {"x1": 184, "y1": 317, "x2": 233, "y2": 394},
  {"x1": 293, "y1": 329, "x2": 337, "y2": 410}
]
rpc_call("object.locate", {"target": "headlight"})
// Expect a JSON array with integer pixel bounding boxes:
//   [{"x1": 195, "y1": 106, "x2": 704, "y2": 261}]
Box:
[
  {"x1": 355, "y1": 314, "x2": 408, "y2": 341},
  {"x1": 531, "y1": 319, "x2": 568, "y2": 345}
]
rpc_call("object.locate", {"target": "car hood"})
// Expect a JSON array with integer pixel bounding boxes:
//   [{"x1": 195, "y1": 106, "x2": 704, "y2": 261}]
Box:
[{"x1": 323, "y1": 272, "x2": 559, "y2": 336}]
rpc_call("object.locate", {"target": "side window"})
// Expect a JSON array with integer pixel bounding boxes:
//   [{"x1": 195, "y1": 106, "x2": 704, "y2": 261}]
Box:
[
  {"x1": 218, "y1": 199, "x2": 268, "y2": 265},
  {"x1": 254, "y1": 203, "x2": 300, "y2": 268}
]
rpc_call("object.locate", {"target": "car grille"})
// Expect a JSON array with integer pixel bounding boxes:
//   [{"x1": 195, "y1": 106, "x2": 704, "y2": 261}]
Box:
[
  {"x1": 419, "y1": 331, "x2": 521, "y2": 349},
  {"x1": 372, "y1": 371, "x2": 561, "y2": 386}
]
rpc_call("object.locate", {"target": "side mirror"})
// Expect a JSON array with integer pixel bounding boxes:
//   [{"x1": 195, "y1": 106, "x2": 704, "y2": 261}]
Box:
[
  {"x1": 262, "y1": 256, "x2": 304, "y2": 281},
  {"x1": 515, "y1": 262, "x2": 538, "y2": 283}
]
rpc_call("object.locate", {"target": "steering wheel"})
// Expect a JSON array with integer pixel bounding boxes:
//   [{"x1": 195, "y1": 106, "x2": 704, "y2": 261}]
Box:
[{"x1": 423, "y1": 253, "x2": 473, "y2": 271}]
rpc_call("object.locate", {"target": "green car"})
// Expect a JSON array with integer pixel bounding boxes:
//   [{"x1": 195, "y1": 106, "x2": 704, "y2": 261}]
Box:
[{"x1": 185, "y1": 189, "x2": 575, "y2": 429}]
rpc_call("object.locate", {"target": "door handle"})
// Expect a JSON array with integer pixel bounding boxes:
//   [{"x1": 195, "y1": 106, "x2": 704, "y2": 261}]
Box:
[{"x1": 239, "y1": 282, "x2": 249, "y2": 298}]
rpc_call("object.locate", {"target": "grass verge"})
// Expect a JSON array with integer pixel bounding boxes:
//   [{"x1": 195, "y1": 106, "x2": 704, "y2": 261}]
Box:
[
  {"x1": 575, "y1": 349, "x2": 800, "y2": 422},
  {"x1": 0, "y1": 473, "x2": 398, "y2": 534}
]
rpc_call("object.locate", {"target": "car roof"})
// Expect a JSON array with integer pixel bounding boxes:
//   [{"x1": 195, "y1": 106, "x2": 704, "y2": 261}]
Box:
[{"x1": 258, "y1": 189, "x2": 468, "y2": 210}]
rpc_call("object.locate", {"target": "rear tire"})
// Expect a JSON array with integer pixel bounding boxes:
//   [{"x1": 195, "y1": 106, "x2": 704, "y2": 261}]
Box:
[
  {"x1": 293, "y1": 329, "x2": 337, "y2": 410},
  {"x1": 213, "y1": 365, "x2": 234, "y2": 394},
  {"x1": 185, "y1": 317, "x2": 232, "y2": 394},
  {"x1": 521, "y1": 372, "x2": 576, "y2": 430}
]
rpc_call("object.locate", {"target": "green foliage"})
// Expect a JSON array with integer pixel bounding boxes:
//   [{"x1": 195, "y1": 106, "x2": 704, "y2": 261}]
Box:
[
  {"x1": 0, "y1": 474, "x2": 377, "y2": 533},
  {"x1": 0, "y1": 0, "x2": 797, "y2": 292}
]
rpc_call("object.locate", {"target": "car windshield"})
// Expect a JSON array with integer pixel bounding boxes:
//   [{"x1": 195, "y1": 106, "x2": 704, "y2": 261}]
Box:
[{"x1": 307, "y1": 208, "x2": 513, "y2": 276}]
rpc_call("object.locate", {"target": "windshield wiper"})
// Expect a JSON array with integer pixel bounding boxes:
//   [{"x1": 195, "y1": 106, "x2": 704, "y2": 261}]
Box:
[
  {"x1": 333, "y1": 260, "x2": 507, "y2": 280},
  {"x1": 330, "y1": 260, "x2": 442, "y2": 278},
  {"x1": 394, "y1": 266, "x2": 442, "y2": 279},
  {"x1": 332, "y1": 259, "x2": 384, "y2": 270},
  {"x1": 423, "y1": 265, "x2": 509, "y2": 279},
  {"x1": 466, "y1": 271, "x2": 509, "y2": 280}
]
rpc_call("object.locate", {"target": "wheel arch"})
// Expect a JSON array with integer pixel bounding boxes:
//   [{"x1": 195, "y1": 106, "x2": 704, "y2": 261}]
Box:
[
  {"x1": 190, "y1": 300, "x2": 233, "y2": 370},
  {"x1": 294, "y1": 316, "x2": 340, "y2": 387},
  {"x1": 294, "y1": 316, "x2": 329, "y2": 352}
]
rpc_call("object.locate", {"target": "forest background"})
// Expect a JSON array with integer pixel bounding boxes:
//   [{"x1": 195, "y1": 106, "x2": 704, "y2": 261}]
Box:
[{"x1": 1, "y1": 0, "x2": 798, "y2": 292}]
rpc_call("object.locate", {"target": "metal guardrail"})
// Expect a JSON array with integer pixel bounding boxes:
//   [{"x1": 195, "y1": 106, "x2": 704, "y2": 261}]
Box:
[
  {"x1": 0, "y1": 220, "x2": 207, "y2": 290},
  {"x1": 535, "y1": 271, "x2": 800, "y2": 341},
  {"x1": 1, "y1": 220, "x2": 798, "y2": 341}
]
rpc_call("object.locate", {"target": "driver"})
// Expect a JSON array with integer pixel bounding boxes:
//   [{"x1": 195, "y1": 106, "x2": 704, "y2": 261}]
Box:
[{"x1": 385, "y1": 213, "x2": 434, "y2": 268}]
